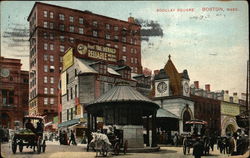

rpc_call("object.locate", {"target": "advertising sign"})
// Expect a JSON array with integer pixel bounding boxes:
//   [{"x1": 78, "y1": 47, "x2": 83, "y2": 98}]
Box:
[
  {"x1": 61, "y1": 71, "x2": 67, "y2": 95},
  {"x1": 76, "y1": 43, "x2": 117, "y2": 63},
  {"x1": 221, "y1": 101, "x2": 240, "y2": 116},
  {"x1": 63, "y1": 48, "x2": 74, "y2": 71}
]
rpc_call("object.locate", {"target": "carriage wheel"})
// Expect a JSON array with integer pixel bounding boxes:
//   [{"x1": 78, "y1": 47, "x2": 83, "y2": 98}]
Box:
[
  {"x1": 123, "y1": 140, "x2": 128, "y2": 154},
  {"x1": 42, "y1": 140, "x2": 46, "y2": 152},
  {"x1": 114, "y1": 142, "x2": 120, "y2": 155},
  {"x1": 19, "y1": 140, "x2": 23, "y2": 152},
  {"x1": 12, "y1": 139, "x2": 17, "y2": 154},
  {"x1": 37, "y1": 138, "x2": 42, "y2": 154}
]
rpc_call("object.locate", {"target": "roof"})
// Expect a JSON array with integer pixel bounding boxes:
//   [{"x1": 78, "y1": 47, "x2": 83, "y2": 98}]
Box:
[
  {"x1": 58, "y1": 118, "x2": 80, "y2": 128},
  {"x1": 75, "y1": 58, "x2": 98, "y2": 74},
  {"x1": 114, "y1": 65, "x2": 131, "y2": 71},
  {"x1": 107, "y1": 67, "x2": 121, "y2": 76},
  {"x1": 156, "y1": 108, "x2": 178, "y2": 119},
  {"x1": 86, "y1": 83, "x2": 159, "y2": 108},
  {"x1": 154, "y1": 69, "x2": 169, "y2": 80},
  {"x1": 164, "y1": 55, "x2": 182, "y2": 96}
]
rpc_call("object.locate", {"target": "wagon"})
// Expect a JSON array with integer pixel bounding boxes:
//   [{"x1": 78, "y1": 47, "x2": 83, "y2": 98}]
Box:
[
  {"x1": 182, "y1": 120, "x2": 210, "y2": 155},
  {"x1": 107, "y1": 129, "x2": 128, "y2": 155},
  {"x1": 11, "y1": 115, "x2": 46, "y2": 154}
]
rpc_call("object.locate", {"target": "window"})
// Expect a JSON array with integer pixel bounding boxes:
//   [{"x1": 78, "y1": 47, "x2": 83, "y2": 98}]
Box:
[
  {"x1": 60, "y1": 45, "x2": 65, "y2": 52},
  {"x1": 44, "y1": 65, "x2": 48, "y2": 72},
  {"x1": 49, "y1": 22, "x2": 54, "y2": 29},
  {"x1": 50, "y1": 77, "x2": 54, "y2": 84},
  {"x1": 44, "y1": 76, "x2": 48, "y2": 83},
  {"x1": 44, "y1": 88, "x2": 48, "y2": 94},
  {"x1": 93, "y1": 30, "x2": 98, "y2": 37},
  {"x1": 49, "y1": 33, "x2": 54, "y2": 40},
  {"x1": 67, "y1": 89, "x2": 69, "y2": 101},
  {"x1": 135, "y1": 58, "x2": 138, "y2": 64},
  {"x1": 131, "y1": 67, "x2": 134, "y2": 72},
  {"x1": 134, "y1": 48, "x2": 137, "y2": 54},
  {"x1": 60, "y1": 57, "x2": 63, "y2": 63},
  {"x1": 50, "y1": 55, "x2": 54, "y2": 62},
  {"x1": 106, "y1": 43, "x2": 111, "y2": 47},
  {"x1": 106, "y1": 24, "x2": 110, "y2": 29},
  {"x1": 59, "y1": 24, "x2": 65, "y2": 31},
  {"x1": 44, "y1": 32, "x2": 48, "y2": 39},
  {"x1": 70, "y1": 87, "x2": 73, "y2": 99},
  {"x1": 131, "y1": 58, "x2": 134, "y2": 63},
  {"x1": 105, "y1": 34, "x2": 110, "y2": 40},
  {"x1": 44, "y1": 98, "x2": 48, "y2": 105},
  {"x1": 75, "y1": 85, "x2": 77, "y2": 98},
  {"x1": 114, "y1": 26, "x2": 118, "y2": 31},
  {"x1": 50, "y1": 88, "x2": 54, "y2": 94},
  {"x1": 44, "y1": 11, "x2": 48, "y2": 17},
  {"x1": 69, "y1": 26, "x2": 74, "y2": 32},
  {"x1": 122, "y1": 56, "x2": 127, "y2": 62},
  {"x1": 79, "y1": 28, "x2": 84, "y2": 34},
  {"x1": 59, "y1": 14, "x2": 64, "y2": 20},
  {"x1": 122, "y1": 46, "x2": 126, "y2": 52},
  {"x1": 131, "y1": 48, "x2": 134, "y2": 54},
  {"x1": 69, "y1": 37, "x2": 74, "y2": 43},
  {"x1": 50, "y1": 66, "x2": 55, "y2": 72},
  {"x1": 50, "y1": 98, "x2": 54, "y2": 104},
  {"x1": 43, "y1": 21, "x2": 48, "y2": 28},
  {"x1": 69, "y1": 16, "x2": 74, "y2": 22},
  {"x1": 79, "y1": 17, "x2": 84, "y2": 24},
  {"x1": 134, "y1": 39, "x2": 137, "y2": 45},
  {"x1": 114, "y1": 45, "x2": 118, "y2": 48},
  {"x1": 93, "y1": 21, "x2": 98, "y2": 27},
  {"x1": 44, "y1": 43, "x2": 48, "y2": 50},
  {"x1": 50, "y1": 44, "x2": 54, "y2": 50},
  {"x1": 50, "y1": 12, "x2": 54, "y2": 19},
  {"x1": 135, "y1": 67, "x2": 138, "y2": 73},
  {"x1": 60, "y1": 35, "x2": 64, "y2": 42},
  {"x1": 130, "y1": 38, "x2": 133, "y2": 44},
  {"x1": 114, "y1": 35, "x2": 118, "y2": 41},
  {"x1": 122, "y1": 37, "x2": 126, "y2": 42},
  {"x1": 44, "y1": 54, "x2": 48, "y2": 61}
]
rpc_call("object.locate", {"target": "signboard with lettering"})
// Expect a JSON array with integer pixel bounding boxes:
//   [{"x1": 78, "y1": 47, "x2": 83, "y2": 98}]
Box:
[
  {"x1": 61, "y1": 71, "x2": 67, "y2": 95},
  {"x1": 221, "y1": 101, "x2": 240, "y2": 116},
  {"x1": 63, "y1": 48, "x2": 74, "y2": 71},
  {"x1": 76, "y1": 43, "x2": 117, "y2": 63}
]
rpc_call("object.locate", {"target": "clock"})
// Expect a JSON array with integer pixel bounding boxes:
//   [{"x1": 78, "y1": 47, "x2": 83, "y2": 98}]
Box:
[
  {"x1": 77, "y1": 44, "x2": 87, "y2": 55},
  {"x1": 1, "y1": 68, "x2": 10, "y2": 77},
  {"x1": 157, "y1": 82, "x2": 168, "y2": 93},
  {"x1": 184, "y1": 82, "x2": 189, "y2": 93}
]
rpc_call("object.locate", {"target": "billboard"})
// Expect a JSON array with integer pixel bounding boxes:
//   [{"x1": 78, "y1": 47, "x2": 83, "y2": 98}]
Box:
[
  {"x1": 75, "y1": 43, "x2": 117, "y2": 63},
  {"x1": 61, "y1": 71, "x2": 67, "y2": 95},
  {"x1": 63, "y1": 48, "x2": 74, "y2": 71},
  {"x1": 221, "y1": 101, "x2": 240, "y2": 116}
]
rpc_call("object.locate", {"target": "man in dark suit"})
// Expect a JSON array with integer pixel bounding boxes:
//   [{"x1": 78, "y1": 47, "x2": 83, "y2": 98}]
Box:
[{"x1": 193, "y1": 138, "x2": 204, "y2": 158}]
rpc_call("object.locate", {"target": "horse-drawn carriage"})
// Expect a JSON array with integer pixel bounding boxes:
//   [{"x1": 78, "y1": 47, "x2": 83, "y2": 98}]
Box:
[
  {"x1": 11, "y1": 115, "x2": 46, "y2": 154},
  {"x1": 182, "y1": 120, "x2": 210, "y2": 155},
  {"x1": 88, "y1": 128, "x2": 128, "y2": 157}
]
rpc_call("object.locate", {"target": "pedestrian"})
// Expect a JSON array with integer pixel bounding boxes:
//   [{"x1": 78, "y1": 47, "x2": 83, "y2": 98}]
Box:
[
  {"x1": 173, "y1": 133, "x2": 179, "y2": 146},
  {"x1": 59, "y1": 131, "x2": 63, "y2": 145},
  {"x1": 193, "y1": 138, "x2": 204, "y2": 158},
  {"x1": 69, "y1": 130, "x2": 77, "y2": 145}
]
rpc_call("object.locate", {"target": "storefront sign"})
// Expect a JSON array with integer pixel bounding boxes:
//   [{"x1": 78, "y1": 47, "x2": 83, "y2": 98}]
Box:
[
  {"x1": 77, "y1": 104, "x2": 81, "y2": 115},
  {"x1": 63, "y1": 48, "x2": 74, "y2": 71},
  {"x1": 76, "y1": 43, "x2": 117, "y2": 63},
  {"x1": 61, "y1": 71, "x2": 67, "y2": 95}
]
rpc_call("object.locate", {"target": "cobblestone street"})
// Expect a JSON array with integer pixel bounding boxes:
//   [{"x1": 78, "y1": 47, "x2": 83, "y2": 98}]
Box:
[{"x1": 2, "y1": 141, "x2": 248, "y2": 158}]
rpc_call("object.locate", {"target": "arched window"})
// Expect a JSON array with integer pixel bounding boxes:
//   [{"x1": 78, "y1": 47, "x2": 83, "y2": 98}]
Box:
[{"x1": 183, "y1": 110, "x2": 191, "y2": 132}]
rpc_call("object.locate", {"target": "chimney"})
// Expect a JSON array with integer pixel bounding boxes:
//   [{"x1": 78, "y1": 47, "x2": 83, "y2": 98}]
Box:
[
  {"x1": 225, "y1": 90, "x2": 229, "y2": 94},
  {"x1": 154, "y1": 70, "x2": 160, "y2": 75},
  {"x1": 205, "y1": 84, "x2": 210, "y2": 92},
  {"x1": 194, "y1": 81, "x2": 199, "y2": 89},
  {"x1": 233, "y1": 92, "x2": 237, "y2": 96},
  {"x1": 128, "y1": 17, "x2": 135, "y2": 23}
]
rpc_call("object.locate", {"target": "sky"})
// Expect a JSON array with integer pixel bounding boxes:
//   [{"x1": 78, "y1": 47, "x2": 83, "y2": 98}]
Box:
[{"x1": 0, "y1": 1, "x2": 249, "y2": 97}]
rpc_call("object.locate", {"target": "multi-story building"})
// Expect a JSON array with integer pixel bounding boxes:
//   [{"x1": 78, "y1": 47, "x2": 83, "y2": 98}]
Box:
[
  {"x1": 0, "y1": 57, "x2": 29, "y2": 129},
  {"x1": 27, "y1": 2, "x2": 142, "y2": 121}
]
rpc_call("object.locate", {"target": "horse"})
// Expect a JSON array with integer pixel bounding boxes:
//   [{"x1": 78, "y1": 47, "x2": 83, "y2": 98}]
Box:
[{"x1": 89, "y1": 132, "x2": 111, "y2": 157}]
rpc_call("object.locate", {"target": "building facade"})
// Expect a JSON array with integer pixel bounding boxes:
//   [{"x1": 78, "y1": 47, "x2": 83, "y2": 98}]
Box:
[
  {"x1": 27, "y1": 2, "x2": 142, "y2": 121},
  {"x1": 0, "y1": 57, "x2": 29, "y2": 129},
  {"x1": 152, "y1": 55, "x2": 195, "y2": 134},
  {"x1": 59, "y1": 46, "x2": 149, "y2": 132}
]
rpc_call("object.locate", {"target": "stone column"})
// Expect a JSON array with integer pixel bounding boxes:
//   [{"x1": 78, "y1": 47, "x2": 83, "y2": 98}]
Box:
[
  {"x1": 151, "y1": 110, "x2": 157, "y2": 147},
  {"x1": 179, "y1": 119, "x2": 183, "y2": 134},
  {"x1": 146, "y1": 116, "x2": 150, "y2": 146}
]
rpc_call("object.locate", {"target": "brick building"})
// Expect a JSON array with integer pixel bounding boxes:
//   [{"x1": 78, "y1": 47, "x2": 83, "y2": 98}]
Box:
[
  {"x1": 0, "y1": 57, "x2": 29, "y2": 129},
  {"x1": 27, "y1": 2, "x2": 142, "y2": 121}
]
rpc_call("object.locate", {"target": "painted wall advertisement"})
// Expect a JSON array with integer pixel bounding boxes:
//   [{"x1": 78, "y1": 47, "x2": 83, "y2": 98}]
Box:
[{"x1": 221, "y1": 101, "x2": 240, "y2": 116}]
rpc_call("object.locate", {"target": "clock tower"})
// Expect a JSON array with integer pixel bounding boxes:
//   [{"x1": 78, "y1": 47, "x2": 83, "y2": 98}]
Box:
[
  {"x1": 154, "y1": 69, "x2": 169, "y2": 97},
  {"x1": 181, "y1": 69, "x2": 190, "y2": 97}
]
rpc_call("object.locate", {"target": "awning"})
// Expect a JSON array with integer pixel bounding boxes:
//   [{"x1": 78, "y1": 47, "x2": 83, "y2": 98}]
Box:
[
  {"x1": 58, "y1": 118, "x2": 80, "y2": 128},
  {"x1": 185, "y1": 120, "x2": 208, "y2": 125},
  {"x1": 156, "y1": 108, "x2": 179, "y2": 119}
]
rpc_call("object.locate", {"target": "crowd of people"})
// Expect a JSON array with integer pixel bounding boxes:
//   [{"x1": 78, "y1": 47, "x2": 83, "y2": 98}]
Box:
[{"x1": 59, "y1": 130, "x2": 77, "y2": 145}]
